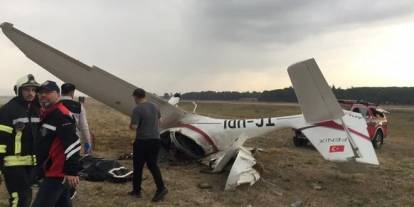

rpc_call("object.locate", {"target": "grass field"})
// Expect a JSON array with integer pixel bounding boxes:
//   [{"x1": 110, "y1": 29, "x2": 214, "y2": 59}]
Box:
[{"x1": 1, "y1": 100, "x2": 414, "y2": 206}]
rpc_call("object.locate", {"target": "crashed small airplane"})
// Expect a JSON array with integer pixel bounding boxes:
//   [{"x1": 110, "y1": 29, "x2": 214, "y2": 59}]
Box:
[{"x1": 1, "y1": 22, "x2": 379, "y2": 190}]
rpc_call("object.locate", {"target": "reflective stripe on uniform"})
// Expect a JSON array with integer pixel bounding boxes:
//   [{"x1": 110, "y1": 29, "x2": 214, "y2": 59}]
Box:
[
  {"x1": 11, "y1": 192, "x2": 18, "y2": 207},
  {"x1": 31, "y1": 117, "x2": 40, "y2": 123},
  {"x1": 14, "y1": 131, "x2": 22, "y2": 154},
  {"x1": 0, "y1": 124, "x2": 13, "y2": 134},
  {"x1": 13, "y1": 117, "x2": 29, "y2": 124},
  {"x1": 0, "y1": 144, "x2": 6, "y2": 153},
  {"x1": 12, "y1": 117, "x2": 40, "y2": 124},
  {"x1": 33, "y1": 155, "x2": 37, "y2": 165},
  {"x1": 42, "y1": 123, "x2": 56, "y2": 131},
  {"x1": 4, "y1": 155, "x2": 36, "y2": 166}
]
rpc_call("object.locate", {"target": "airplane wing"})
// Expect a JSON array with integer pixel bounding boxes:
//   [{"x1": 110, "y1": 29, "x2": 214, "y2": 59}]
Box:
[{"x1": 1, "y1": 22, "x2": 187, "y2": 129}]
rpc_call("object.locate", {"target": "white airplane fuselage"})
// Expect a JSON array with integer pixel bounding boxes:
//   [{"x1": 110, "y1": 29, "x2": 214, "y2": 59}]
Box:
[{"x1": 162, "y1": 113, "x2": 308, "y2": 157}]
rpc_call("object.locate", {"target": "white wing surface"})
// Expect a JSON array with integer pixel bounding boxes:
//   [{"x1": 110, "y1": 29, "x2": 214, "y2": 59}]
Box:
[{"x1": 1, "y1": 22, "x2": 186, "y2": 129}]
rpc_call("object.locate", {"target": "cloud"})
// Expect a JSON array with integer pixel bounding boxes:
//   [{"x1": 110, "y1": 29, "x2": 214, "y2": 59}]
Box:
[
  {"x1": 0, "y1": 0, "x2": 413, "y2": 94},
  {"x1": 191, "y1": 0, "x2": 414, "y2": 44}
]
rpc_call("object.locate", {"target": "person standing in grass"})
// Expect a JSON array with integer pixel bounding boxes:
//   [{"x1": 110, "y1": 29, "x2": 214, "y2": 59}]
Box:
[
  {"x1": 129, "y1": 88, "x2": 168, "y2": 202},
  {"x1": 0, "y1": 74, "x2": 40, "y2": 207},
  {"x1": 60, "y1": 83, "x2": 92, "y2": 155},
  {"x1": 32, "y1": 81, "x2": 81, "y2": 207}
]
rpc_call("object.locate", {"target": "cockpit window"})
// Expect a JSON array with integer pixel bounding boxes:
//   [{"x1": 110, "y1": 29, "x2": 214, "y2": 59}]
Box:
[{"x1": 359, "y1": 107, "x2": 368, "y2": 117}]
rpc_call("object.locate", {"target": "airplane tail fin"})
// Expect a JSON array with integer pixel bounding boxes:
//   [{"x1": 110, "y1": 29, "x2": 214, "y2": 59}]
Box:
[
  {"x1": 288, "y1": 58, "x2": 344, "y2": 123},
  {"x1": 288, "y1": 59, "x2": 379, "y2": 166}
]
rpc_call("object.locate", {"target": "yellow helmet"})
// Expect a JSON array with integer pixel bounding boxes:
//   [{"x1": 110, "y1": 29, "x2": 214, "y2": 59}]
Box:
[{"x1": 14, "y1": 74, "x2": 40, "y2": 96}]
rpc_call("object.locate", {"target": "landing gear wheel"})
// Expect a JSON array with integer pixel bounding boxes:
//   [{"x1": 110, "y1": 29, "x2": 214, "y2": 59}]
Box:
[{"x1": 372, "y1": 132, "x2": 384, "y2": 149}]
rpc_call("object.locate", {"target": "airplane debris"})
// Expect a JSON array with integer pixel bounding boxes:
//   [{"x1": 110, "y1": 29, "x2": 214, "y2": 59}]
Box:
[
  {"x1": 311, "y1": 183, "x2": 323, "y2": 191},
  {"x1": 290, "y1": 200, "x2": 304, "y2": 207},
  {"x1": 225, "y1": 147, "x2": 260, "y2": 191},
  {"x1": 197, "y1": 182, "x2": 212, "y2": 189}
]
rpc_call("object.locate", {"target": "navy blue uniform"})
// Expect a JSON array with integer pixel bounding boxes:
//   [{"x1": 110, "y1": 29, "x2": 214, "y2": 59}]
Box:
[{"x1": 0, "y1": 97, "x2": 40, "y2": 207}]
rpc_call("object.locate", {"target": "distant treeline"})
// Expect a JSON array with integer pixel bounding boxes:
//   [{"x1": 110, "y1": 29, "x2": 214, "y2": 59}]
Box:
[{"x1": 180, "y1": 87, "x2": 414, "y2": 104}]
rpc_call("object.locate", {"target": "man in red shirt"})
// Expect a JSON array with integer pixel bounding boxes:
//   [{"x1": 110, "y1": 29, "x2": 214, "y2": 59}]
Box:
[{"x1": 31, "y1": 81, "x2": 81, "y2": 207}]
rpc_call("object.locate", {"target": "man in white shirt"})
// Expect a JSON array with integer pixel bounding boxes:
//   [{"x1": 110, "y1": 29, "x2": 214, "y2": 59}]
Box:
[{"x1": 60, "y1": 83, "x2": 92, "y2": 154}]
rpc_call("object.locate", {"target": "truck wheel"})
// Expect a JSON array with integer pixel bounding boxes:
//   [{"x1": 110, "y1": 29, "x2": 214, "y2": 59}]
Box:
[
  {"x1": 372, "y1": 132, "x2": 384, "y2": 149},
  {"x1": 293, "y1": 136, "x2": 307, "y2": 147}
]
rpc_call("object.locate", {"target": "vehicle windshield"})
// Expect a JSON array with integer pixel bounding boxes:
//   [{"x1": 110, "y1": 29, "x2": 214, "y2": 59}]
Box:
[
  {"x1": 372, "y1": 108, "x2": 385, "y2": 118},
  {"x1": 352, "y1": 107, "x2": 369, "y2": 118}
]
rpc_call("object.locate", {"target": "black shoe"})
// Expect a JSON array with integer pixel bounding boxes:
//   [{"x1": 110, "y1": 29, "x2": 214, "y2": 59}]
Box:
[
  {"x1": 152, "y1": 188, "x2": 168, "y2": 202},
  {"x1": 128, "y1": 190, "x2": 142, "y2": 198}
]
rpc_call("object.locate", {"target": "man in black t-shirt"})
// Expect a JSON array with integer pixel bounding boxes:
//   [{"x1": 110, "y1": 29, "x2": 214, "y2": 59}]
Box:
[{"x1": 129, "y1": 88, "x2": 167, "y2": 202}]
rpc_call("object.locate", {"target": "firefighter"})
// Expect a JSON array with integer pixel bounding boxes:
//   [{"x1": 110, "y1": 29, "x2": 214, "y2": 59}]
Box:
[{"x1": 0, "y1": 74, "x2": 40, "y2": 207}]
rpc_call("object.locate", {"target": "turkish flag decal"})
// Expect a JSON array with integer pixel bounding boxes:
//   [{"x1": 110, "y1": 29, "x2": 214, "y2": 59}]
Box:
[{"x1": 329, "y1": 145, "x2": 345, "y2": 153}]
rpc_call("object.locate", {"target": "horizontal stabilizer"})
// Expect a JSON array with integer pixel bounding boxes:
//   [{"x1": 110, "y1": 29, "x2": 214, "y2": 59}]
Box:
[
  {"x1": 302, "y1": 111, "x2": 379, "y2": 166},
  {"x1": 302, "y1": 121, "x2": 355, "y2": 162},
  {"x1": 341, "y1": 111, "x2": 379, "y2": 165}
]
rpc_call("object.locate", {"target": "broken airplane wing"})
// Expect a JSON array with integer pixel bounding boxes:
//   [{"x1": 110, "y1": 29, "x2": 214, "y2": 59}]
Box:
[{"x1": 0, "y1": 22, "x2": 186, "y2": 129}]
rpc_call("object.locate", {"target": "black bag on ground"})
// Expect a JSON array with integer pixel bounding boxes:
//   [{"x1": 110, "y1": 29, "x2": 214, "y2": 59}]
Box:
[{"x1": 79, "y1": 155, "x2": 133, "y2": 183}]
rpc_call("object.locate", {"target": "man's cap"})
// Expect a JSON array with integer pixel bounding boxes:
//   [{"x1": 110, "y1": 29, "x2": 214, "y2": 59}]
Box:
[
  {"x1": 38, "y1": 80, "x2": 60, "y2": 93},
  {"x1": 61, "y1": 83, "x2": 76, "y2": 94}
]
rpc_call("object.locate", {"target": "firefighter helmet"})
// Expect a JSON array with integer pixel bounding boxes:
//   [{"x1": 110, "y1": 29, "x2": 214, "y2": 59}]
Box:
[{"x1": 13, "y1": 74, "x2": 40, "y2": 96}]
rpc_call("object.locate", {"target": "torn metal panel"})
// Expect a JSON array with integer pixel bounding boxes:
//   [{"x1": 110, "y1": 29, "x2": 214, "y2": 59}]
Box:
[
  {"x1": 203, "y1": 148, "x2": 238, "y2": 173},
  {"x1": 168, "y1": 94, "x2": 181, "y2": 106},
  {"x1": 225, "y1": 147, "x2": 260, "y2": 191},
  {"x1": 206, "y1": 136, "x2": 248, "y2": 173}
]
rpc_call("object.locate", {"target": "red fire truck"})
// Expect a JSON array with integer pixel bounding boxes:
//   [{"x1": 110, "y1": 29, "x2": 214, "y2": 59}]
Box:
[{"x1": 293, "y1": 100, "x2": 389, "y2": 149}]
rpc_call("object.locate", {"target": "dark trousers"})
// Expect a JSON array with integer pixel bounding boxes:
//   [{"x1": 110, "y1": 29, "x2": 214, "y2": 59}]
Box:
[
  {"x1": 3, "y1": 166, "x2": 33, "y2": 207},
  {"x1": 31, "y1": 177, "x2": 72, "y2": 207},
  {"x1": 132, "y1": 139, "x2": 165, "y2": 192}
]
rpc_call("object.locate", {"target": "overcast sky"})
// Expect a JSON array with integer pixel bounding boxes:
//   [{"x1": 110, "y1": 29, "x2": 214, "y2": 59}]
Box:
[{"x1": 1, "y1": 0, "x2": 414, "y2": 95}]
